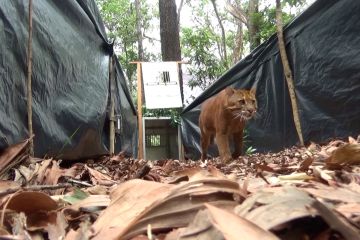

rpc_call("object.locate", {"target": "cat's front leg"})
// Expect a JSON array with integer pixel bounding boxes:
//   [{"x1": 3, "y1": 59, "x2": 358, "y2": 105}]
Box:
[
  {"x1": 200, "y1": 131, "x2": 211, "y2": 161},
  {"x1": 216, "y1": 133, "x2": 232, "y2": 163},
  {"x1": 232, "y1": 130, "x2": 244, "y2": 159}
]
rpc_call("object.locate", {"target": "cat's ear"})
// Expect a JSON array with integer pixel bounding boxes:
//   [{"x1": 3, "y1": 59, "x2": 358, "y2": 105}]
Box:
[
  {"x1": 250, "y1": 87, "x2": 256, "y2": 96},
  {"x1": 225, "y1": 87, "x2": 235, "y2": 96}
]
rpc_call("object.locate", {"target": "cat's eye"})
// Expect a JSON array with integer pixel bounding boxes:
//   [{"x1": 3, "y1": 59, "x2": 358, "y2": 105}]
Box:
[{"x1": 239, "y1": 99, "x2": 245, "y2": 104}]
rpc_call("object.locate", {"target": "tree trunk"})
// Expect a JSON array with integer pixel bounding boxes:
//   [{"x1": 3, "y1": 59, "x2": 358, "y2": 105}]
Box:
[
  {"x1": 232, "y1": 22, "x2": 243, "y2": 64},
  {"x1": 159, "y1": 0, "x2": 183, "y2": 104},
  {"x1": 275, "y1": 0, "x2": 304, "y2": 146},
  {"x1": 177, "y1": 0, "x2": 185, "y2": 27},
  {"x1": 109, "y1": 56, "x2": 115, "y2": 155},
  {"x1": 135, "y1": 0, "x2": 145, "y2": 103},
  {"x1": 210, "y1": 0, "x2": 228, "y2": 68},
  {"x1": 27, "y1": 0, "x2": 34, "y2": 156},
  {"x1": 135, "y1": 0, "x2": 144, "y2": 60},
  {"x1": 248, "y1": 0, "x2": 260, "y2": 50},
  {"x1": 225, "y1": 0, "x2": 248, "y2": 26}
]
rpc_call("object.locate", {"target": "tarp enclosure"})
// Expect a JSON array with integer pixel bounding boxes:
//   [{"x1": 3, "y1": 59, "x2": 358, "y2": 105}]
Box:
[
  {"x1": 0, "y1": 0, "x2": 137, "y2": 159},
  {"x1": 181, "y1": 0, "x2": 360, "y2": 160}
]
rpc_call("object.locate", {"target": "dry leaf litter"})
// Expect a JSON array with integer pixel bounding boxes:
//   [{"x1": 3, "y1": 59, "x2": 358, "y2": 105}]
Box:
[{"x1": 0, "y1": 136, "x2": 359, "y2": 239}]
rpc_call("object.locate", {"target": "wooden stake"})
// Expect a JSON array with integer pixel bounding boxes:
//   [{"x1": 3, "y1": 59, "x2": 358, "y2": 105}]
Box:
[
  {"x1": 275, "y1": 0, "x2": 304, "y2": 146},
  {"x1": 27, "y1": 0, "x2": 34, "y2": 156},
  {"x1": 136, "y1": 63, "x2": 144, "y2": 159},
  {"x1": 109, "y1": 56, "x2": 115, "y2": 155}
]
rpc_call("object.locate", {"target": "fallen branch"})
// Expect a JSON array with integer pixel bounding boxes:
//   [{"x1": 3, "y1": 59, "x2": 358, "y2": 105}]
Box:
[
  {"x1": 0, "y1": 184, "x2": 72, "y2": 197},
  {"x1": 67, "y1": 179, "x2": 93, "y2": 187}
]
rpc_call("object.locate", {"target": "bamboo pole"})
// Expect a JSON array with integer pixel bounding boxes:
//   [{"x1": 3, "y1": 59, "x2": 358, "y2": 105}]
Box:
[
  {"x1": 109, "y1": 56, "x2": 115, "y2": 155},
  {"x1": 136, "y1": 63, "x2": 144, "y2": 159},
  {"x1": 27, "y1": 0, "x2": 34, "y2": 156},
  {"x1": 275, "y1": 0, "x2": 304, "y2": 146}
]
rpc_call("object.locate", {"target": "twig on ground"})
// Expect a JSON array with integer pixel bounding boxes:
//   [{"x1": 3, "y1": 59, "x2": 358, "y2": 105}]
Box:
[
  {"x1": 0, "y1": 184, "x2": 72, "y2": 198},
  {"x1": 67, "y1": 179, "x2": 93, "y2": 187}
]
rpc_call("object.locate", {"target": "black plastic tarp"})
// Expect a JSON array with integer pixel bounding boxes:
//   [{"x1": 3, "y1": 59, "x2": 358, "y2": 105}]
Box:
[
  {"x1": 0, "y1": 0, "x2": 137, "y2": 159},
  {"x1": 181, "y1": 0, "x2": 360, "y2": 160}
]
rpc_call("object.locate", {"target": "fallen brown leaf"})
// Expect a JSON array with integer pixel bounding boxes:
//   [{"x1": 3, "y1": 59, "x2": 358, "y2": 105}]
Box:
[
  {"x1": 4, "y1": 191, "x2": 58, "y2": 230},
  {"x1": 336, "y1": 202, "x2": 360, "y2": 219},
  {"x1": 172, "y1": 167, "x2": 203, "y2": 179},
  {"x1": 349, "y1": 136, "x2": 357, "y2": 144},
  {"x1": 0, "y1": 139, "x2": 31, "y2": 178},
  {"x1": 235, "y1": 187, "x2": 316, "y2": 231},
  {"x1": 64, "y1": 216, "x2": 92, "y2": 240},
  {"x1": 0, "y1": 181, "x2": 20, "y2": 192},
  {"x1": 84, "y1": 185, "x2": 108, "y2": 195},
  {"x1": 35, "y1": 159, "x2": 52, "y2": 183},
  {"x1": 45, "y1": 212, "x2": 68, "y2": 240},
  {"x1": 256, "y1": 164, "x2": 275, "y2": 173},
  {"x1": 91, "y1": 179, "x2": 174, "y2": 240},
  {"x1": 92, "y1": 176, "x2": 244, "y2": 240},
  {"x1": 37, "y1": 160, "x2": 81, "y2": 187},
  {"x1": 62, "y1": 194, "x2": 110, "y2": 222},
  {"x1": 175, "y1": 209, "x2": 223, "y2": 240},
  {"x1": 326, "y1": 143, "x2": 360, "y2": 166},
  {"x1": 298, "y1": 157, "x2": 313, "y2": 172},
  {"x1": 303, "y1": 184, "x2": 360, "y2": 203},
  {"x1": 5, "y1": 191, "x2": 57, "y2": 213},
  {"x1": 85, "y1": 165, "x2": 115, "y2": 186},
  {"x1": 206, "y1": 204, "x2": 279, "y2": 240},
  {"x1": 312, "y1": 199, "x2": 360, "y2": 239}
]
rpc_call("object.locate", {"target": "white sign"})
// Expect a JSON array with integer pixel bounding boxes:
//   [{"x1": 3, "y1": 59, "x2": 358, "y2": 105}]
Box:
[{"x1": 142, "y1": 62, "x2": 183, "y2": 109}]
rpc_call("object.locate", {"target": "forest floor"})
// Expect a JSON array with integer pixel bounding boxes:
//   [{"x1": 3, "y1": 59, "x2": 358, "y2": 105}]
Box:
[{"x1": 0, "y1": 136, "x2": 360, "y2": 239}]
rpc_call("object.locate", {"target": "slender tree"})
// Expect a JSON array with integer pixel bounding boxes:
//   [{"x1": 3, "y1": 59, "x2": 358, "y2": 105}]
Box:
[
  {"x1": 248, "y1": 0, "x2": 260, "y2": 50},
  {"x1": 135, "y1": 0, "x2": 145, "y2": 103},
  {"x1": 27, "y1": 0, "x2": 34, "y2": 156},
  {"x1": 275, "y1": 0, "x2": 304, "y2": 146},
  {"x1": 226, "y1": 0, "x2": 260, "y2": 51},
  {"x1": 226, "y1": 0, "x2": 245, "y2": 63},
  {"x1": 232, "y1": 22, "x2": 243, "y2": 63},
  {"x1": 210, "y1": 0, "x2": 228, "y2": 68},
  {"x1": 177, "y1": 0, "x2": 185, "y2": 26},
  {"x1": 135, "y1": 0, "x2": 144, "y2": 60}
]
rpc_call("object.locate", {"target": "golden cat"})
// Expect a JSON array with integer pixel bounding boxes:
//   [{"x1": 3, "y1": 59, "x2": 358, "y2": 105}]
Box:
[{"x1": 199, "y1": 87, "x2": 257, "y2": 163}]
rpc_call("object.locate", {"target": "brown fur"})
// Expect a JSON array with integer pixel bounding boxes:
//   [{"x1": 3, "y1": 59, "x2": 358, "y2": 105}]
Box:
[{"x1": 199, "y1": 87, "x2": 257, "y2": 163}]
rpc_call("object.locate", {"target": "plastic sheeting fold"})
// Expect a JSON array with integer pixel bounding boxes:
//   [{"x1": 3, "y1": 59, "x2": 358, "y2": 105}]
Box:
[{"x1": 0, "y1": 0, "x2": 137, "y2": 159}]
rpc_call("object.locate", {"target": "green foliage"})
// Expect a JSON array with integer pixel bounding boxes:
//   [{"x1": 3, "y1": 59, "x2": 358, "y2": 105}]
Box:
[
  {"x1": 143, "y1": 107, "x2": 182, "y2": 126},
  {"x1": 247, "y1": 0, "x2": 307, "y2": 44},
  {"x1": 181, "y1": 27, "x2": 227, "y2": 90},
  {"x1": 63, "y1": 188, "x2": 89, "y2": 204},
  {"x1": 96, "y1": 0, "x2": 309, "y2": 117},
  {"x1": 96, "y1": 0, "x2": 153, "y2": 91},
  {"x1": 243, "y1": 128, "x2": 256, "y2": 155},
  {"x1": 257, "y1": 7, "x2": 296, "y2": 42},
  {"x1": 246, "y1": 146, "x2": 257, "y2": 155},
  {"x1": 283, "y1": 0, "x2": 307, "y2": 8}
]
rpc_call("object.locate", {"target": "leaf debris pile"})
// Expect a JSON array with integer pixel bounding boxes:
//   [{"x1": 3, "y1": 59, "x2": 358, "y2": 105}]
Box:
[{"x1": 0, "y1": 136, "x2": 359, "y2": 239}]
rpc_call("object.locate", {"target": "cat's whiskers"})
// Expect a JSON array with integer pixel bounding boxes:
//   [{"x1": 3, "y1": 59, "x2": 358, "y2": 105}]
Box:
[
  {"x1": 232, "y1": 112, "x2": 243, "y2": 120},
  {"x1": 253, "y1": 112, "x2": 260, "y2": 119}
]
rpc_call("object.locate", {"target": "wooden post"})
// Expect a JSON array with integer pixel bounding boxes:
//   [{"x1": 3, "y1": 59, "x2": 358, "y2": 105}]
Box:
[
  {"x1": 27, "y1": 0, "x2": 34, "y2": 156},
  {"x1": 275, "y1": 0, "x2": 304, "y2": 146},
  {"x1": 177, "y1": 125, "x2": 185, "y2": 160},
  {"x1": 136, "y1": 63, "x2": 144, "y2": 159},
  {"x1": 109, "y1": 56, "x2": 115, "y2": 155}
]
